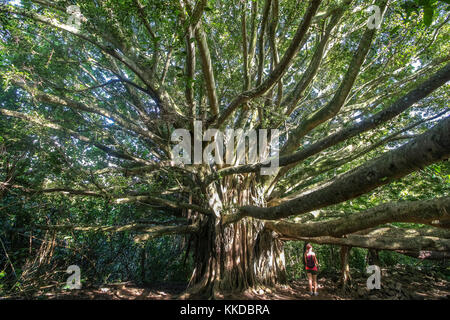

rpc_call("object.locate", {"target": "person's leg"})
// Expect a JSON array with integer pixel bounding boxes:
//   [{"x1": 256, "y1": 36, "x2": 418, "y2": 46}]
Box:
[
  {"x1": 307, "y1": 272, "x2": 313, "y2": 294},
  {"x1": 313, "y1": 274, "x2": 318, "y2": 294}
]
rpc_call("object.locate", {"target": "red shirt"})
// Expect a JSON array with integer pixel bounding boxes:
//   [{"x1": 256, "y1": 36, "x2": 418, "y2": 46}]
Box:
[{"x1": 305, "y1": 252, "x2": 318, "y2": 271}]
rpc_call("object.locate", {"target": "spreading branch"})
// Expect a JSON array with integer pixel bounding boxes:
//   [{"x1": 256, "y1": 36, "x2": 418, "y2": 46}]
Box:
[
  {"x1": 231, "y1": 115, "x2": 450, "y2": 221},
  {"x1": 265, "y1": 197, "x2": 450, "y2": 239}
]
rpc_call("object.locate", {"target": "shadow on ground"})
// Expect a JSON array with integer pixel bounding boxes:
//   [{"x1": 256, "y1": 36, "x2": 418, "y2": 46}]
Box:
[{"x1": 6, "y1": 266, "x2": 449, "y2": 300}]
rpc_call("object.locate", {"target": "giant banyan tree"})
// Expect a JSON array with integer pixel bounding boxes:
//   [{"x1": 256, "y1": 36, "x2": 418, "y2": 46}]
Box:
[{"x1": 0, "y1": 0, "x2": 449, "y2": 298}]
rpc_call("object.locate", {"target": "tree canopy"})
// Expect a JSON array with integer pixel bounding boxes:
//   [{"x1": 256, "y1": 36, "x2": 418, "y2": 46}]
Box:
[{"x1": 0, "y1": 0, "x2": 449, "y2": 298}]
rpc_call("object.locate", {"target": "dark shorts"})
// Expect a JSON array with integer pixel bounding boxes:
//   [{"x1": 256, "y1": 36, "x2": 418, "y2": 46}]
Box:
[{"x1": 306, "y1": 269, "x2": 317, "y2": 275}]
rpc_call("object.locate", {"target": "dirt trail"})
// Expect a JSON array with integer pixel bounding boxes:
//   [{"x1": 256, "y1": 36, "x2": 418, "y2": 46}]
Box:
[{"x1": 14, "y1": 266, "x2": 450, "y2": 300}]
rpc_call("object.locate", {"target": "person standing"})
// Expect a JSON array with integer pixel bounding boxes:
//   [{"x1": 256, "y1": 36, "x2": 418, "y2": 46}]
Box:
[{"x1": 304, "y1": 243, "x2": 319, "y2": 296}]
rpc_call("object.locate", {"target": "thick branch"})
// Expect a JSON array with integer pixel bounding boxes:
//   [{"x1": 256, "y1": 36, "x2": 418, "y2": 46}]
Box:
[
  {"x1": 277, "y1": 62, "x2": 450, "y2": 171},
  {"x1": 34, "y1": 222, "x2": 200, "y2": 243},
  {"x1": 209, "y1": 62, "x2": 450, "y2": 180},
  {"x1": 0, "y1": 108, "x2": 150, "y2": 164},
  {"x1": 286, "y1": 227, "x2": 450, "y2": 252},
  {"x1": 265, "y1": 197, "x2": 450, "y2": 239},
  {"x1": 395, "y1": 250, "x2": 450, "y2": 260},
  {"x1": 215, "y1": 0, "x2": 322, "y2": 126},
  {"x1": 114, "y1": 195, "x2": 213, "y2": 216},
  {"x1": 2, "y1": 182, "x2": 210, "y2": 216},
  {"x1": 281, "y1": 0, "x2": 389, "y2": 155},
  {"x1": 233, "y1": 115, "x2": 450, "y2": 221},
  {"x1": 192, "y1": 7, "x2": 220, "y2": 118},
  {"x1": 281, "y1": 0, "x2": 352, "y2": 118}
]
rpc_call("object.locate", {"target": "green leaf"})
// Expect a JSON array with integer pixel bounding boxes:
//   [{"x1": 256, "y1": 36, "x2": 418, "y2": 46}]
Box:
[
  {"x1": 391, "y1": 26, "x2": 401, "y2": 35},
  {"x1": 418, "y1": 0, "x2": 430, "y2": 6},
  {"x1": 423, "y1": 6, "x2": 434, "y2": 26},
  {"x1": 416, "y1": 0, "x2": 430, "y2": 7}
]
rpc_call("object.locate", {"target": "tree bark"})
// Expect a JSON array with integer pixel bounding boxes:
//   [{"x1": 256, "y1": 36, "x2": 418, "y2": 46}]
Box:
[
  {"x1": 395, "y1": 250, "x2": 450, "y2": 260},
  {"x1": 236, "y1": 116, "x2": 450, "y2": 221},
  {"x1": 288, "y1": 227, "x2": 450, "y2": 252},
  {"x1": 140, "y1": 245, "x2": 146, "y2": 283},
  {"x1": 264, "y1": 197, "x2": 450, "y2": 238},
  {"x1": 184, "y1": 215, "x2": 286, "y2": 298},
  {"x1": 183, "y1": 183, "x2": 287, "y2": 298},
  {"x1": 367, "y1": 249, "x2": 380, "y2": 266}
]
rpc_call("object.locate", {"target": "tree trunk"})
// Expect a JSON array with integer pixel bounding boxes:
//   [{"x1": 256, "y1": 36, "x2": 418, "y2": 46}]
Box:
[
  {"x1": 177, "y1": 177, "x2": 287, "y2": 299},
  {"x1": 340, "y1": 245, "x2": 352, "y2": 291},
  {"x1": 329, "y1": 245, "x2": 336, "y2": 271},
  {"x1": 140, "y1": 245, "x2": 146, "y2": 283},
  {"x1": 367, "y1": 248, "x2": 380, "y2": 266},
  {"x1": 184, "y1": 215, "x2": 287, "y2": 298}
]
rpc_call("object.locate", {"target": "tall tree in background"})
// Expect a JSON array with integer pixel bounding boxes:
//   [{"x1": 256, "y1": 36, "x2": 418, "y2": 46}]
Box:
[{"x1": 0, "y1": 0, "x2": 449, "y2": 298}]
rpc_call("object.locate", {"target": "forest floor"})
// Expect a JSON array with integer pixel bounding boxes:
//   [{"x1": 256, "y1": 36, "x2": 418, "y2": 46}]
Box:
[{"x1": 27, "y1": 265, "x2": 449, "y2": 300}]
